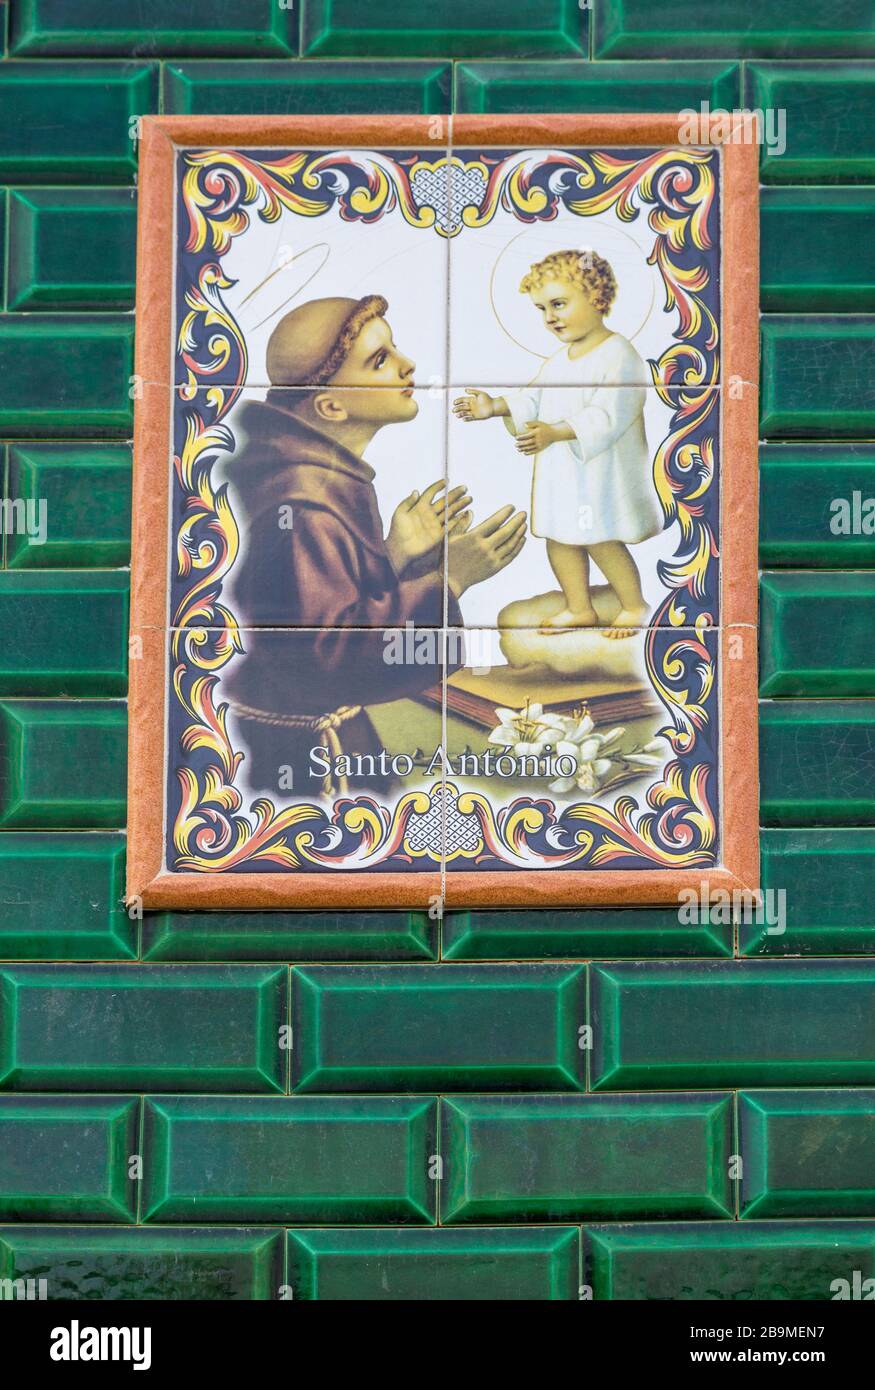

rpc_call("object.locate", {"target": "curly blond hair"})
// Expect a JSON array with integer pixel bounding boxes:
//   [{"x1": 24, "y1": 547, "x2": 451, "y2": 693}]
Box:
[{"x1": 519, "y1": 249, "x2": 617, "y2": 314}]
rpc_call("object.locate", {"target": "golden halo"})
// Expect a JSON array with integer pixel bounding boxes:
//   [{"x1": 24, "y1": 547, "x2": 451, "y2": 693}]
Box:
[
  {"x1": 489, "y1": 222, "x2": 658, "y2": 361},
  {"x1": 236, "y1": 242, "x2": 331, "y2": 334}
]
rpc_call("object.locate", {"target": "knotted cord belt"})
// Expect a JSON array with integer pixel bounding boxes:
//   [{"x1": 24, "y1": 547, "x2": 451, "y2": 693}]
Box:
[{"x1": 230, "y1": 701, "x2": 363, "y2": 796}]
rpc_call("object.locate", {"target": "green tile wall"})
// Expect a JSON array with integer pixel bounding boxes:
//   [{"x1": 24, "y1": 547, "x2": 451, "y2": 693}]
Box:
[{"x1": 1, "y1": 1, "x2": 873, "y2": 1304}]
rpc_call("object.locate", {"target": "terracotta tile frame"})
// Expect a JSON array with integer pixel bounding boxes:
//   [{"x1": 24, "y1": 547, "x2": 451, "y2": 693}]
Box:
[{"x1": 127, "y1": 113, "x2": 759, "y2": 909}]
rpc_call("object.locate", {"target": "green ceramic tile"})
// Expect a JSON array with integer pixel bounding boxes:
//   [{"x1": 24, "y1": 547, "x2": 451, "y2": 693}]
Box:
[
  {"x1": 0, "y1": 572, "x2": 128, "y2": 695},
  {"x1": 760, "y1": 572, "x2": 875, "y2": 696},
  {"x1": 287, "y1": 1227, "x2": 580, "y2": 1300},
  {"x1": 595, "y1": 1, "x2": 875, "y2": 58},
  {"x1": 302, "y1": 0, "x2": 586, "y2": 58},
  {"x1": 761, "y1": 189, "x2": 875, "y2": 312},
  {"x1": 760, "y1": 444, "x2": 875, "y2": 566},
  {"x1": 0, "y1": 315, "x2": 133, "y2": 437},
  {"x1": 441, "y1": 908, "x2": 731, "y2": 960},
  {"x1": 0, "y1": 832, "x2": 132, "y2": 959},
  {"x1": 0, "y1": 701, "x2": 126, "y2": 829},
  {"x1": 143, "y1": 1096, "x2": 436, "y2": 1224},
  {"x1": 10, "y1": 0, "x2": 300, "y2": 56},
  {"x1": 745, "y1": 829, "x2": 875, "y2": 956},
  {"x1": 0, "y1": 1226, "x2": 284, "y2": 1299},
  {"x1": 441, "y1": 1094, "x2": 734, "y2": 1223},
  {"x1": 761, "y1": 316, "x2": 875, "y2": 438},
  {"x1": 0, "y1": 965, "x2": 287, "y2": 1092},
  {"x1": 760, "y1": 700, "x2": 875, "y2": 826},
  {"x1": 5, "y1": 444, "x2": 131, "y2": 568},
  {"x1": 591, "y1": 960, "x2": 875, "y2": 1090},
  {"x1": 142, "y1": 910, "x2": 436, "y2": 961},
  {"x1": 741, "y1": 1090, "x2": 875, "y2": 1217},
  {"x1": 746, "y1": 61, "x2": 875, "y2": 184},
  {"x1": 292, "y1": 964, "x2": 585, "y2": 1093},
  {"x1": 0, "y1": 1095, "x2": 137, "y2": 1221},
  {"x1": 454, "y1": 59, "x2": 740, "y2": 113},
  {"x1": 0, "y1": 63, "x2": 157, "y2": 183},
  {"x1": 164, "y1": 60, "x2": 452, "y2": 115},
  {"x1": 7, "y1": 189, "x2": 136, "y2": 310},
  {"x1": 584, "y1": 1221, "x2": 875, "y2": 1300}
]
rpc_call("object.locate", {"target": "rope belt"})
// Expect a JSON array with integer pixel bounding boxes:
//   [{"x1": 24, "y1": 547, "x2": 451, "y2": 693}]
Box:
[{"x1": 230, "y1": 701, "x2": 363, "y2": 796}]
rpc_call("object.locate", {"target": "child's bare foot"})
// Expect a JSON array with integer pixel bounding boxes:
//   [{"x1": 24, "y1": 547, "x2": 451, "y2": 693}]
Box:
[
  {"x1": 539, "y1": 606, "x2": 599, "y2": 634},
  {"x1": 605, "y1": 607, "x2": 649, "y2": 639}
]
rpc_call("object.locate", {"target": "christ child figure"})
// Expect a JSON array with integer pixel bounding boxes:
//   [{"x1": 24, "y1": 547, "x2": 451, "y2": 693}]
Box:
[{"x1": 453, "y1": 249, "x2": 664, "y2": 638}]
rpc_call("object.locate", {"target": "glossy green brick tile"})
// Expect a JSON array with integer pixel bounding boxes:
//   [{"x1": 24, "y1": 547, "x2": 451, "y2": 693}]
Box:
[
  {"x1": 10, "y1": 0, "x2": 299, "y2": 56},
  {"x1": 0, "y1": 315, "x2": 133, "y2": 437},
  {"x1": 595, "y1": 1, "x2": 875, "y2": 58},
  {"x1": 761, "y1": 189, "x2": 875, "y2": 312},
  {"x1": 0, "y1": 572, "x2": 128, "y2": 695},
  {"x1": 760, "y1": 572, "x2": 875, "y2": 696},
  {"x1": 142, "y1": 910, "x2": 436, "y2": 961},
  {"x1": 0, "y1": 702, "x2": 126, "y2": 829},
  {"x1": 164, "y1": 60, "x2": 452, "y2": 115},
  {"x1": 287, "y1": 1226, "x2": 579, "y2": 1300},
  {"x1": 0, "y1": 1226, "x2": 284, "y2": 1299},
  {"x1": 584, "y1": 1221, "x2": 875, "y2": 1300},
  {"x1": 745, "y1": 829, "x2": 875, "y2": 956},
  {"x1": 303, "y1": 0, "x2": 586, "y2": 58},
  {"x1": 454, "y1": 59, "x2": 740, "y2": 114},
  {"x1": 0, "y1": 1095, "x2": 137, "y2": 1221},
  {"x1": 292, "y1": 964, "x2": 585, "y2": 1093},
  {"x1": 441, "y1": 907, "x2": 731, "y2": 960},
  {"x1": 591, "y1": 960, "x2": 875, "y2": 1090},
  {"x1": 0, "y1": 965, "x2": 287, "y2": 1092},
  {"x1": 761, "y1": 316, "x2": 875, "y2": 438},
  {"x1": 7, "y1": 189, "x2": 136, "y2": 310},
  {"x1": 760, "y1": 700, "x2": 875, "y2": 826},
  {"x1": 5, "y1": 444, "x2": 131, "y2": 568},
  {"x1": 441, "y1": 1093, "x2": 734, "y2": 1223},
  {"x1": 0, "y1": 63, "x2": 157, "y2": 183},
  {"x1": 143, "y1": 1096, "x2": 436, "y2": 1224},
  {"x1": 746, "y1": 61, "x2": 875, "y2": 183},
  {"x1": 741, "y1": 1090, "x2": 875, "y2": 1218},
  {"x1": 760, "y1": 444, "x2": 875, "y2": 566},
  {"x1": 0, "y1": 832, "x2": 132, "y2": 959}
]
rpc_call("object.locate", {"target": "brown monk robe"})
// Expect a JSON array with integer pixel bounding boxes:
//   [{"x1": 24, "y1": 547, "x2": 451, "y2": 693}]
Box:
[{"x1": 220, "y1": 395, "x2": 461, "y2": 798}]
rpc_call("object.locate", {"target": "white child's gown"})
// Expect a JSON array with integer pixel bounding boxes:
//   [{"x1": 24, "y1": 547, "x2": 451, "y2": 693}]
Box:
[{"x1": 505, "y1": 334, "x2": 664, "y2": 547}]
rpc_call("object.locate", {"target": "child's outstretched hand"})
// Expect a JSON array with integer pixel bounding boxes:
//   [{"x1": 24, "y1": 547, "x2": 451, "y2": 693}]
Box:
[
  {"x1": 515, "y1": 419, "x2": 561, "y2": 455},
  {"x1": 452, "y1": 388, "x2": 494, "y2": 421}
]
